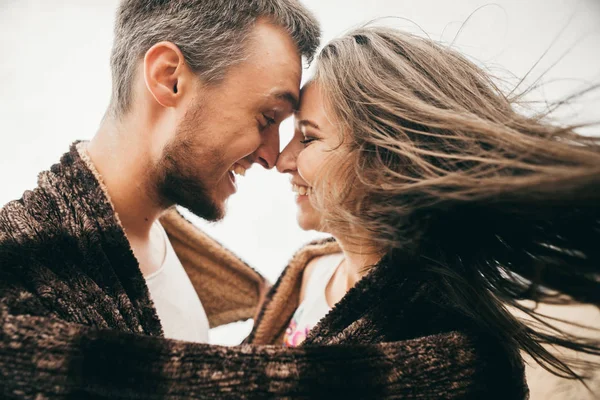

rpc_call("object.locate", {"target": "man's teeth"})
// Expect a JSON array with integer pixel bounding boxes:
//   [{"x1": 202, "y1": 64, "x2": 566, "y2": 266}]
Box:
[
  {"x1": 232, "y1": 165, "x2": 246, "y2": 177},
  {"x1": 292, "y1": 184, "x2": 311, "y2": 195}
]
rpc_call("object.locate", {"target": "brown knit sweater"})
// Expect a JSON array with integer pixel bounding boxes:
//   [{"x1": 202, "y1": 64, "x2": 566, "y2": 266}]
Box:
[{"x1": 0, "y1": 143, "x2": 528, "y2": 399}]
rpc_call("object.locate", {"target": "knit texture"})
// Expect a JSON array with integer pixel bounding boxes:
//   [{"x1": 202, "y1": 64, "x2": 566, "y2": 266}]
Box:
[
  {"x1": 247, "y1": 239, "x2": 530, "y2": 399},
  {"x1": 0, "y1": 143, "x2": 528, "y2": 399}
]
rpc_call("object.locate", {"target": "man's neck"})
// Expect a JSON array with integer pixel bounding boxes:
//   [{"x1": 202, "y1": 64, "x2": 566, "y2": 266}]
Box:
[
  {"x1": 85, "y1": 118, "x2": 171, "y2": 277},
  {"x1": 86, "y1": 119, "x2": 163, "y2": 239}
]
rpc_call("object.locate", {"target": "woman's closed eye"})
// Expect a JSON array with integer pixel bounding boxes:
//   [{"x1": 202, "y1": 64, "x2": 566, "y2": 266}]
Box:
[{"x1": 300, "y1": 135, "x2": 318, "y2": 145}]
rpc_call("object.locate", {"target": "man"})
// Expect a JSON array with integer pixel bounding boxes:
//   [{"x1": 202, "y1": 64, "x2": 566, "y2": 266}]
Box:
[{"x1": 84, "y1": 0, "x2": 318, "y2": 343}]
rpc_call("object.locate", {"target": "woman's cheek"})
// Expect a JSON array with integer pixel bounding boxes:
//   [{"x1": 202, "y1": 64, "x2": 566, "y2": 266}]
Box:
[{"x1": 296, "y1": 150, "x2": 314, "y2": 184}]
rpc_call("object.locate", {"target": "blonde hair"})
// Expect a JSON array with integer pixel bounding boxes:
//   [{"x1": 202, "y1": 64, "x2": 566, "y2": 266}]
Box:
[{"x1": 310, "y1": 25, "x2": 600, "y2": 379}]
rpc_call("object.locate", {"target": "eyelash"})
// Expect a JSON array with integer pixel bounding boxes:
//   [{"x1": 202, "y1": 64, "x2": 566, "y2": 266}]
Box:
[
  {"x1": 300, "y1": 137, "x2": 317, "y2": 145},
  {"x1": 263, "y1": 114, "x2": 276, "y2": 128}
]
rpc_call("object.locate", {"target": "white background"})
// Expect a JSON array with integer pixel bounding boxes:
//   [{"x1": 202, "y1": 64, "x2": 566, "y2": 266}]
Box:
[{"x1": 1, "y1": 0, "x2": 599, "y2": 344}]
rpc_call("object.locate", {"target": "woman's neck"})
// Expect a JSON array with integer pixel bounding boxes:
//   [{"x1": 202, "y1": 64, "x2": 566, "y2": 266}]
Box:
[{"x1": 334, "y1": 237, "x2": 383, "y2": 291}]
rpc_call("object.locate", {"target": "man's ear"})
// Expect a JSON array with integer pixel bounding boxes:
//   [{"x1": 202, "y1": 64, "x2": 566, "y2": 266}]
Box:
[{"x1": 143, "y1": 41, "x2": 188, "y2": 108}]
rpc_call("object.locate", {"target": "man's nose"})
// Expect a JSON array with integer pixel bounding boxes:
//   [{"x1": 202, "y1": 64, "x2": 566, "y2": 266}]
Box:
[{"x1": 254, "y1": 129, "x2": 280, "y2": 169}]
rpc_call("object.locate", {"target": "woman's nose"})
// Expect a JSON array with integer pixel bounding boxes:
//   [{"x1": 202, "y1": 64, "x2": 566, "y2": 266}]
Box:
[
  {"x1": 276, "y1": 147, "x2": 295, "y2": 173},
  {"x1": 276, "y1": 136, "x2": 301, "y2": 174}
]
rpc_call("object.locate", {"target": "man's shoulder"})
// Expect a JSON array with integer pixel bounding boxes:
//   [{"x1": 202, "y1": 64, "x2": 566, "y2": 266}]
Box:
[
  {"x1": 0, "y1": 156, "x2": 101, "y2": 294},
  {"x1": 0, "y1": 142, "x2": 109, "y2": 249},
  {"x1": 0, "y1": 178, "x2": 69, "y2": 247}
]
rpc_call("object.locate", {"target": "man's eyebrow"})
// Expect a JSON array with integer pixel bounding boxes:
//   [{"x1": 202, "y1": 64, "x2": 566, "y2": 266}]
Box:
[{"x1": 273, "y1": 90, "x2": 299, "y2": 111}]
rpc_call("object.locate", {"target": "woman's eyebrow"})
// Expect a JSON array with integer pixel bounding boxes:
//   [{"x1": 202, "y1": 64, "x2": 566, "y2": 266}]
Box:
[{"x1": 297, "y1": 119, "x2": 320, "y2": 130}]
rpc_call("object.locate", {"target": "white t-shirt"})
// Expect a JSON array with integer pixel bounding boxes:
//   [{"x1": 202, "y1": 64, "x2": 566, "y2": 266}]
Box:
[
  {"x1": 283, "y1": 253, "x2": 344, "y2": 347},
  {"x1": 145, "y1": 221, "x2": 210, "y2": 343}
]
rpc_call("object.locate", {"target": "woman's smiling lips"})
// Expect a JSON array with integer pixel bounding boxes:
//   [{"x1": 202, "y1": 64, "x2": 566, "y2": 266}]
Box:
[{"x1": 291, "y1": 181, "x2": 312, "y2": 203}]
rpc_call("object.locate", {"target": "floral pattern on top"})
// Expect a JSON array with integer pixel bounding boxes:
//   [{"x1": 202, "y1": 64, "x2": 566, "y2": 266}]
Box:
[{"x1": 283, "y1": 305, "x2": 312, "y2": 347}]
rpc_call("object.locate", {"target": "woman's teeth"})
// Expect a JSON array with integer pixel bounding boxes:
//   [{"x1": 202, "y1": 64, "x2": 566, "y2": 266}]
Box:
[
  {"x1": 292, "y1": 184, "x2": 312, "y2": 195},
  {"x1": 232, "y1": 165, "x2": 247, "y2": 177}
]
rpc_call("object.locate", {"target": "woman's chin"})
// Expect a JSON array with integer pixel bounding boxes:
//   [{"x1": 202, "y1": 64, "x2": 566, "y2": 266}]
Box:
[{"x1": 296, "y1": 212, "x2": 320, "y2": 232}]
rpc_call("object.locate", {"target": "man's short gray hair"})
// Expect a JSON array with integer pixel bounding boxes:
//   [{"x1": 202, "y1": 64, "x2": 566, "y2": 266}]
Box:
[{"x1": 110, "y1": 0, "x2": 321, "y2": 116}]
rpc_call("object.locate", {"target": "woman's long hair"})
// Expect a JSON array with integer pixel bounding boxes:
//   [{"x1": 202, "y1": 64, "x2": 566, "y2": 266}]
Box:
[{"x1": 310, "y1": 25, "x2": 600, "y2": 379}]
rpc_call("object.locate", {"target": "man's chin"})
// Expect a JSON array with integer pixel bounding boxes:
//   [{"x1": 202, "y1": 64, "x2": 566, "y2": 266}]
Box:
[
  {"x1": 188, "y1": 201, "x2": 225, "y2": 222},
  {"x1": 173, "y1": 193, "x2": 225, "y2": 222}
]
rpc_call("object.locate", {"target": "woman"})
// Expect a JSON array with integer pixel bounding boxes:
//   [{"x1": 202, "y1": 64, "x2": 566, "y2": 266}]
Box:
[{"x1": 247, "y1": 25, "x2": 600, "y2": 398}]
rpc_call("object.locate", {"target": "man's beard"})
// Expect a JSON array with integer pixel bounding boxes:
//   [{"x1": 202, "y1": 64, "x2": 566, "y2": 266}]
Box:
[{"x1": 153, "y1": 107, "x2": 224, "y2": 222}]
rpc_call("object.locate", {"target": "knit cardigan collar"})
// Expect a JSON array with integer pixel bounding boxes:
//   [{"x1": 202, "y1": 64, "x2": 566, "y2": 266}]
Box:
[
  {"x1": 249, "y1": 238, "x2": 458, "y2": 346},
  {"x1": 0, "y1": 142, "x2": 266, "y2": 333}
]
